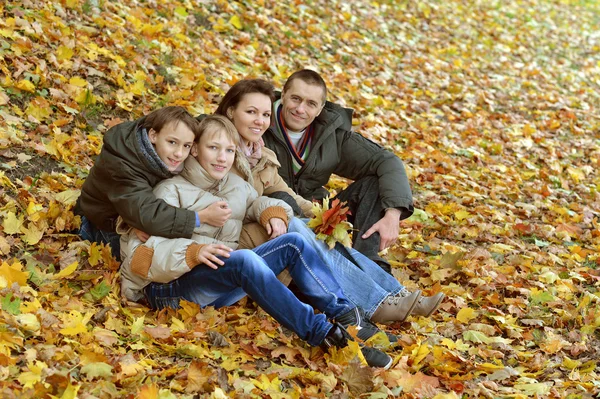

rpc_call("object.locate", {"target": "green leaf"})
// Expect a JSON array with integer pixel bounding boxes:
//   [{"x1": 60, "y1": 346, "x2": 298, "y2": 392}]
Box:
[
  {"x1": 1, "y1": 293, "x2": 21, "y2": 315},
  {"x1": 530, "y1": 291, "x2": 554, "y2": 305},
  {"x1": 89, "y1": 280, "x2": 111, "y2": 301},
  {"x1": 174, "y1": 6, "x2": 188, "y2": 17},
  {"x1": 463, "y1": 330, "x2": 490, "y2": 344}
]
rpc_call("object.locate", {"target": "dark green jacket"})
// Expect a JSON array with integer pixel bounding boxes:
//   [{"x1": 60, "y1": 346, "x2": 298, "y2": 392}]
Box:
[
  {"x1": 264, "y1": 98, "x2": 414, "y2": 219},
  {"x1": 75, "y1": 118, "x2": 196, "y2": 237}
]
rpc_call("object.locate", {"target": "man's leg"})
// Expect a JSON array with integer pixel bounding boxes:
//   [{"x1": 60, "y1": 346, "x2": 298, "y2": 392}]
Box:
[{"x1": 334, "y1": 176, "x2": 391, "y2": 273}]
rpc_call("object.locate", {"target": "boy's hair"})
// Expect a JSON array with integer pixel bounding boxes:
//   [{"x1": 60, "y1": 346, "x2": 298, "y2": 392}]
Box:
[
  {"x1": 141, "y1": 106, "x2": 202, "y2": 140},
  {"x1": 198, "y1": 114, "x2": 240, "y2": 147},
  {"x1": 282, "y1": 69, "x2": 327, "y2": 104},
  {"x1": 215, "y1": 79, "x2": 275, "y2": 117}
]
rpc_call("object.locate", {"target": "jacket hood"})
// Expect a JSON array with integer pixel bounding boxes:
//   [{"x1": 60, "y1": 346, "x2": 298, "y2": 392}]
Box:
[{"x1": 180, "y1": 156, "x2": 228, "y2": 192}]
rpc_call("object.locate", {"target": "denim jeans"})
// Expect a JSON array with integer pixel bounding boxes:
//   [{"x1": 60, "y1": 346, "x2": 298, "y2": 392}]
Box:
[
  {"x1": 79, "y1": 216, "x2": 121, "y2": 261},
  {"x1": 144, "y1": 232, "x2": 354, "y2": 346},
  {"x1": 288, "y1": 217, "x2": 403, "y2": 317}
]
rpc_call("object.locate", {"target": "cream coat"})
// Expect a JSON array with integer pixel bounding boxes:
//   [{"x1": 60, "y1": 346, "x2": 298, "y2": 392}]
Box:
[{"x1": 120, "y1": 156, "x2": 293, "y2": 301}]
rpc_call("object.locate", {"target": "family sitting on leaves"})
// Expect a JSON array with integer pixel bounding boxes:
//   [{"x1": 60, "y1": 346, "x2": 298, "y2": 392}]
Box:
[{"x1": 75, "y1": 69, "x2": 445, "y2": 369}]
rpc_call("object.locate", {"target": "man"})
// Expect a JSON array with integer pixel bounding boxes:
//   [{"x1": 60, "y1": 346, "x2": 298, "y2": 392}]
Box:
[{"x1": 263, "y1": 70, "x2": 414, "y2": 273}]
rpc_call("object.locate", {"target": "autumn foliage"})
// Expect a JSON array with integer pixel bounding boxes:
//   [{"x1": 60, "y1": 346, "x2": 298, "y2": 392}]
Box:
[
  {"x1": 308, "y1": 198, "x2": 353, "y2": 249},
  {"x1": 1, "y1": 0, "x2": 600, "y2": 398}
]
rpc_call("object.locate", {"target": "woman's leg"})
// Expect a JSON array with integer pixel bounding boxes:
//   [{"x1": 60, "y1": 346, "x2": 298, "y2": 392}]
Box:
[
  {"x1": 144, "y1": 249, "x2": 332, "y2": 346},
  {"x1": 288, "y1": 217, "x2": 399, "y2": 317}
]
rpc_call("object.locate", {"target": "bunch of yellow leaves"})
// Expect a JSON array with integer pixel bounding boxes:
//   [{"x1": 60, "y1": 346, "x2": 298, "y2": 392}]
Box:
[{"x1": 307, "y1": 197, "x2": 353, "y2": 249}]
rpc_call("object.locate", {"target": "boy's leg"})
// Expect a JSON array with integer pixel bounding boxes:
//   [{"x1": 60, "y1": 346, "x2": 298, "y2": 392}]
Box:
[
  {"x1": 145, "y1": 249, "x2": 332, "y2": 346},
  {"x1": 79, "y1": 216, "x2": 121, "y2": 260}
]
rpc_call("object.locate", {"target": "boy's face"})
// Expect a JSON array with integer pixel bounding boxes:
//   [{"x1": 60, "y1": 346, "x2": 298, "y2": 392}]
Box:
[
  {"x1": 149, "y1": 121, "x2": 195, "y2": 172},
  {"x1": 193, "y1": 130, "x2": 236, "y2": 180}
]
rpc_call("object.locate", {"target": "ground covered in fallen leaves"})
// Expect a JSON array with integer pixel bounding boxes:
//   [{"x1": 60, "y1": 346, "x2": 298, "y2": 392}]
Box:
[{"x1": 1, "y1": 0, "x2": 600, "y2": 397}]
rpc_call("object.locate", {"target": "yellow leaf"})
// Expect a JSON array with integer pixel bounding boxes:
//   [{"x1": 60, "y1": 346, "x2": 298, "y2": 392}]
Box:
[
  {"x1": 2, "y1": 211, "x2": 23, "y2": 234},
  {"x1": 456, "y1": 307, "x2": 477, "y2": 323},
  {"x1": 52, "y1": 261, "x2": 78, "y2": 279},
  {"x1": 60, "y1": 310, "x2": 91, "y2": 336},
  {"x1": 138, "y1": 383, "x2": 159, "y2": 399},
  {"x1": 88, "y1": 242, "x2": 102, "y2": 266},
  {"x1": 15, "y1": 313, "x2": 40, "y2": 333},
  {"x1": 229, "y1": 15, "x2": 243, "y2": 29},
  {"x1": 129, "y1": 80, "x2": 146, "y2": 96},
  {"x1": 55, "y1": 189, "x2": 80, "y2": 206},
  {"x1": 17, "y1": 361, "x2": 47, "y2": 389},
  {"x1": 0, "y1": 171, "x2": 17, "y2": 190},
  {"x1": 69, "y1": 76, "x2": 87, "y2": 87},
  {"x1": 562, "y1": 356, "x2": 581, "y2": 370},
  {"x1": 21, "y1": 223, "x2": 44, "y2": 245},
  {"x1": 454, "y1": 210, "x2": 471, "y2": 221},
  {"x1": 60, "y1": 382, "x2": 80, "y2": 399},
  {"x1": 0, "y1": 260, "x2": 29, "y2": 286},
  {"x1": 56, "y1": 45, "x2": 74, "y2": 61},
  {"x1": 15, "y1": 79, "x2": 35, "y2": 92},
  {"x1": 131, "y1": 316, "x2": 145, "y2": 334}
]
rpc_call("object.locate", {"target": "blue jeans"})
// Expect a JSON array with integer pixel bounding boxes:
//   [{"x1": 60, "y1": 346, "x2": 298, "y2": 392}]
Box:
[
  {"x1": 144, "y1": 233, "x2": 354, "y2": 346},
  {"x1": 288, "y1": 217, "x2": 403, "y2": 317},
  {"x1": 79, "y1": 216, "x2": 121, "y2": 260}
]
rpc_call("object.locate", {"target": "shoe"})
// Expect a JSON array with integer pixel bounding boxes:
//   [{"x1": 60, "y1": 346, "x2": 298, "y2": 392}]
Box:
[
  {"x1": 322, "y1": 323, "x2": 393, "y2": 369},
  {"x1": 370, "y1": 290, "x2": 422, "y2": 323},
  {"x1": 336, "y1": 307, "x2": 398, "y2": 342},
  {"x1": 411, "y1": 292, "x2": 445, "y2": 317}
]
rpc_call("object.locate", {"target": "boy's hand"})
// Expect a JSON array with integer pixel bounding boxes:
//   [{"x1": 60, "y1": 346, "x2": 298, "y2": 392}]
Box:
[
  {"x1": 133, "y1": 228, "x2": 150, "y2": 242},
  {"x1": 198, "y1": 201, "x2": 232, "y2": 227},
  {"x1": 265, "y1": 218, "x2": 287, "y2": 239},
  {"x1": 198, "y1": 244, "x2": 232, "y2": 269}
]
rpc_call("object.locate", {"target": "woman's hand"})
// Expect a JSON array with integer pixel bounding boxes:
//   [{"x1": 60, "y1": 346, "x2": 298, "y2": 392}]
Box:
[
  {"x1": 197, "y1": 244, "x2": 233, "y2": 269},
  {"x1": 265, "y1": 218, "x2": 287, "y2": 240},
  {"x1": 197, "y1": 201, "x2": 232, "y2": 227}
]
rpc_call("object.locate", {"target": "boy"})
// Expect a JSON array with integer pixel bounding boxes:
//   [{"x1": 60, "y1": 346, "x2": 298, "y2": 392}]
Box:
[
  {"x1": 119, "y1": 115, "x2": 394, "y2": 369},
  {"x1": 75, "y1": 106, "x2": 231, "y2": 259}
]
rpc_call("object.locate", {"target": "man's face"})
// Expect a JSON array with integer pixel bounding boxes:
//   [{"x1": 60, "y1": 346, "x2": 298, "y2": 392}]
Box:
[
  {"x1": 280, "y1": 79, "x2": 325, "y2": 131},
  {"x1": 149, "y1": 121, "x2": 195, "y2": 171}
]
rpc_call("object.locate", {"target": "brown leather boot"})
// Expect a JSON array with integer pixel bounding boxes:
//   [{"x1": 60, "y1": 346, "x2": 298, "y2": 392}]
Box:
[
  {"x1": 370, "y1": 290, "x2": 422, "y2": 323},
  {"x1": 411, "y1": 292, "x2": 445, "y2": 317}
]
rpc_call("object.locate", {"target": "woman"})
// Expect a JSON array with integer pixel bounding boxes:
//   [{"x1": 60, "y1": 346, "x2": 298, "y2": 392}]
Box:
[{"x1": 215, "y1": 79, "x2": 445, "y2": 323}]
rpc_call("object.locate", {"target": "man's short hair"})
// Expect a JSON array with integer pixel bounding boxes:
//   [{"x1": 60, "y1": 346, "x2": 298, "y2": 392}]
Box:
[
  {"x1": 141, "y1": 106, "x2": 202, "y2": 140},
  {"x1": 197, "y1": 114, "x2": 240, "y2": 147},
  {"x1": 283, "y1": 69, "x2": 327, "y2": 104}
]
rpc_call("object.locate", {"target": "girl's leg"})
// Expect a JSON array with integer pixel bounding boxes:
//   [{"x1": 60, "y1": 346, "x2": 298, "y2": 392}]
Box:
[
  {"x1": 144, "y1": 249, "x2": 332, "y2": 346},
  {"x1": 252, "y1": 232, "x2": 355, "y2": 319}
]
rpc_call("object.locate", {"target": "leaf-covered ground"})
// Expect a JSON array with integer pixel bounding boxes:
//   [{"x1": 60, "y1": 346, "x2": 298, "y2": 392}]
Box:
[{"x1": 1, "y1": 0, "x2": 600, "y2": 397}]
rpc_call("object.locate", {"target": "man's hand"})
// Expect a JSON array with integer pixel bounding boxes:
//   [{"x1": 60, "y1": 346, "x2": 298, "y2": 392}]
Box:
[
  {"x1": 133, "y1": 228, "x2": 150, "y2": 243},
  {"x1": 197, "y1": 201, "x2": 232, "y2": 227},
  {"x1": 197, "y1": 244, "x2": 233, "y2": 269},
  {"x1": 265, "y1": 218, "x2": 287, "y2": 239},
  {"x1": 362, "y1": 208, "x2": 401, "y2": 251}
]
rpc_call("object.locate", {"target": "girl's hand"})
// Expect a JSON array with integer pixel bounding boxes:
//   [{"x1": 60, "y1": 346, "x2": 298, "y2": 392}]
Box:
[
  {"x1": 265, "y1": 218, "x2": 287, "y2": 240},
  {"x1": 133, "y1": 228, "x2": 150, "y2": 242},
  {"x1": 197, "y1": 244, "x2": 232, "y2": 269}
]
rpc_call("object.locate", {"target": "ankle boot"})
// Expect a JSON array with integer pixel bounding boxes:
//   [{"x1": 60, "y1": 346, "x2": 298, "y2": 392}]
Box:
[
  {"x1": 335, "y1": 307, "x2": 398, "y2": 342},
  {"x1": 370, "y1": 290, "x2": 422, "y2": 323},
  {"x1": 411, "y1": 292, "x2": 445, "y2": 317},
  {"x1": 322, "y1": 323, "x2": 393, "y2": 369}
]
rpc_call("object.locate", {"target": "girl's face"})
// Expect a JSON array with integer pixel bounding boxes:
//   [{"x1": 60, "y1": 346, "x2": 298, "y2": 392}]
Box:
[
  {"x1": 194, "y1": 129, "x2": 236, "y2": 180},
  {"x1": 227, "y1": 92, "x2": 272, "y2": 145},
  {"x1": 148, "y1": 121, "x2": 195, "y2": 171}
]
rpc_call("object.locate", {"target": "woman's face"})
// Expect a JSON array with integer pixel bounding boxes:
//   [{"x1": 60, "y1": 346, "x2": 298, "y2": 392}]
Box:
[{"x1": 227, "y1": 92, "x2": 272, "y2": 144}]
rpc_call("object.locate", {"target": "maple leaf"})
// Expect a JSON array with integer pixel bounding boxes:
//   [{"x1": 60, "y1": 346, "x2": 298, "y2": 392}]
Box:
[{"x1": 307, "y1": 197, "x2": 353, "y2": 249}]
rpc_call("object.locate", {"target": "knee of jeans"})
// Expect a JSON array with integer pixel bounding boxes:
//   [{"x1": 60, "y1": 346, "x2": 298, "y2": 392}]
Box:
[{"x1": 285, "y1": 232, "x2": 306, "y2": 248}]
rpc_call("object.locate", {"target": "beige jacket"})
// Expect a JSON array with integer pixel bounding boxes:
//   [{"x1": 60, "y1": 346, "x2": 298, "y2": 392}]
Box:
[
  {"x1": 232, "y1": 147, "x2": 314, "y2": 217},
  {"x1": 119, "y1": 156, "x2": 293, "y2": 301}
]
